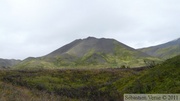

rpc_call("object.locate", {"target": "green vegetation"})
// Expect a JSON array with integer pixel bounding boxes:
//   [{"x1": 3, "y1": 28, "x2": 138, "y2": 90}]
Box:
[
  {"x1": 0, "y1": 55, "x2": 180, "y2": 100},
  {"x1": 14, "y1": 53, "x2": 160, "y2": 70},
  {"x1": 2, "y1": 69, "x2": 137, "y2": 100},
  {"x1": 14, "y1": 59, "x2": 58, "y2": 70},
  {"x1": 0, "y1": 70, "x2": 76, "y2": 101},
  {"x1": 114, "y1": 55, "x2": 180, "y2": 93}
]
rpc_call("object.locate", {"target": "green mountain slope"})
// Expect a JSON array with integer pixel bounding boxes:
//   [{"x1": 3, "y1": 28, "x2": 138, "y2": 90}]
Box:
[
  {"x1": 14, "y1": 37, "x2": 159, "y2": 69},
  {"x1": 113, "y1": 54, "x2": 180, "y2": 93},
  {"x1": 139, "y1": 38, "x2": 180, "y2": 59}
]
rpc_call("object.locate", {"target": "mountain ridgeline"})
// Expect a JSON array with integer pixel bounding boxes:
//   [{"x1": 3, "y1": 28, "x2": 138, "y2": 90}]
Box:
[
  {"x1": 139, "y1": 38, "x2": 180, "y2": 59},
  {"x1": 0, "y1": 58, "x2": 21, "y2": 69},
  {"x1": 15, "y1": 37, "x2": 158, "y2": 69}
]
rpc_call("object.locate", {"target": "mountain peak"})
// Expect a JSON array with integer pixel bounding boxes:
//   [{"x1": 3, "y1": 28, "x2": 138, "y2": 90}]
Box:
[
  {"x1": 86, "y1": 36, "x2": 97, "y2": 40},
  {"x1": 84, "y1": 37, "x2": 113, "y2": 41},
  {"x1": 46, "y1": 37, "x2": 130, "y2": 57},
  {"x1": 41, "y1": 37, "x2": 153, "y2": 66}
]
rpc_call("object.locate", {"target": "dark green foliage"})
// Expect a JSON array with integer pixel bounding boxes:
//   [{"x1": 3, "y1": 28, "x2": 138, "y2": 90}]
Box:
[
  {"x1": 2, "y1": 69, "x2": 142, "y2": 100},
  {"x1": 0, "y1": 71, "x2": 76, "y2": 101},
  {"x1": 116, "y1": 55, "x2": 180, "y2": 93}
]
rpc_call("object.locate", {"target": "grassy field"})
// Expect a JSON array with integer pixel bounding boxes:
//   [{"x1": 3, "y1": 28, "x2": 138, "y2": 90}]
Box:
[{"x1": 0, "y1": 55, "x2": 180, "y2": 101}]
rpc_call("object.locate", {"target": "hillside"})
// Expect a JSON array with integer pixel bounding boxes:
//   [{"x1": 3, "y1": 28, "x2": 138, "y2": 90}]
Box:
[
  {"x1": 15, "y1": 37, "x2": 158, "y2": 69},
  {"x1": 139, "y1": 38, "x2": 180, "y2": 59},
  {"x1": 0, "y1": 58, "x2": 21, "y2": 69},
  {"x1": 116, "y1": 54, "x2": 180, "y2": 93},
  {"x1": 1, "y1": 55, "x2": 180, "y2": 100}
]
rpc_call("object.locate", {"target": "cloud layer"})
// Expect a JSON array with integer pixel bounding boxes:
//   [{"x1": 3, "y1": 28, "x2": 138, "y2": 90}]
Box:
[{"x1": 0, "y1": 0, "x2": 180, "y2": 59}]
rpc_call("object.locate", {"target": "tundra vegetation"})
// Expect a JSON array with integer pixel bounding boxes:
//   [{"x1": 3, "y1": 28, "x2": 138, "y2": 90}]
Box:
[{"x1": 0, "y1": 55, "x2": 180, "y2": 101}]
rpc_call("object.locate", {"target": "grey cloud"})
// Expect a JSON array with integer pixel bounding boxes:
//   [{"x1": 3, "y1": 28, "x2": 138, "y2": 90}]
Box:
[{"x1": 0, "y1": 0, "x2": 180, "y2": 59}]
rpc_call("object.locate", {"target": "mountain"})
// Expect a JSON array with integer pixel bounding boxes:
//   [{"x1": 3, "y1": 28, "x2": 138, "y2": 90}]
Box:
[
  {"x1": 0, "y1": 58, "x2": 21, "y2": 69},
  {"x1": 15, "y1": 37, "x2": 159, "y2": 69},
  {"x1": 139, "y1": 38, "x2": 180, "y2": 59}
]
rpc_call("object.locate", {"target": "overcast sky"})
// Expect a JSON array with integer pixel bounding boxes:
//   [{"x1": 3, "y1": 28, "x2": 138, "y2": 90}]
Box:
[{"x1": 0, "y1": 0, "x2": 180, "y2": 60}]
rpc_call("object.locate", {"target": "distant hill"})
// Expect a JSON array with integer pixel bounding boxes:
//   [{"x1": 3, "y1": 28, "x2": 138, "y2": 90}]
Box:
[
  {"x1": 15, "y1": 37, "x2": 159, "y2": 69},
  {"x1": 139, "y1": 38, "x2": 180, "y2": 59},
  {"x1": 0, "y1": 58, "x2": 21, "y2": 69}
]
